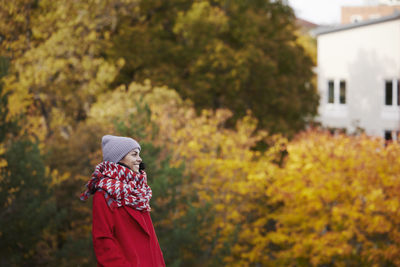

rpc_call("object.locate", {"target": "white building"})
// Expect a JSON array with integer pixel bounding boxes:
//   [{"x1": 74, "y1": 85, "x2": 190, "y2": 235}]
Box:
[
  {"x1": 379, "y1": 0, "x2": 400, "y2": 5},
  {"x1": 315, "y1": 13, "x2": 400, "y2": 140}
]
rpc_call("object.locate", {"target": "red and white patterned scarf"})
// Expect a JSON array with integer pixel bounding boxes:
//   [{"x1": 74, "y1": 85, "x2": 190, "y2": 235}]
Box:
[{"x1": 80, "y1": 161, "x2": 152, "y2": 211}]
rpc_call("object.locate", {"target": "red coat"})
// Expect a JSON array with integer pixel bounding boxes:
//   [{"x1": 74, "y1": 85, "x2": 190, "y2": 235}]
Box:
[{"x1": 92, "y1": 191, "x2": 165, "y2": 267}]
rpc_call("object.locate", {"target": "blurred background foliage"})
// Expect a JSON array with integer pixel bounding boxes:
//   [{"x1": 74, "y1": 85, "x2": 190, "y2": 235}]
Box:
[{"x1": 1, "y1": 0, "x2": 400, "y2": 266}]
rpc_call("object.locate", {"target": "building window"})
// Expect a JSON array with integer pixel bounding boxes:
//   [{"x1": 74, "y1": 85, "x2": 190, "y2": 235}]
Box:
[
  {"x1": 385, "y1": 80, "x2": 393, "y2": 105},
  {"x1": 384, "y1": 79, "x2": 400, "y2": 106},
  {"x1": 327, "y1": 79, "x2": 346, "y2": 105},
  {"x1": 385, "y1": 130, "x2": 393, "y2": 141},
  {"x1": 339, "y1": 80, "x2": 346, "y2": 104},
  {"x1": 397, "y1": 80, "x2": 400, "y2": 106},
  {"x1": 328, "y1": 80, "x2": 334, "y2": 103},
  {"x1": 384, "y1": 130, "x2": 400, "y2": 144},
  {"x1": 350, "y1": 15, "x2": 363, "y2": 23}
]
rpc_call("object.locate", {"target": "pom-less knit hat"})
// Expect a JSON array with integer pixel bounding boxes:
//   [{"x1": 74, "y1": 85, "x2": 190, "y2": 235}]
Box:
[{"x1": 102, "y1": 135, "x2": 141, "y2": 163}]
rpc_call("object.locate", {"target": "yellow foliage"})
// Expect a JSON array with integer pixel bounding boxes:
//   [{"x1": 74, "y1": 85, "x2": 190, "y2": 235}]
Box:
[
  {"x1": 1, "y1": 0, "x2": 132, "y2": 140},
  {"x1": 174, "y1": 1, "x2": 229, "y2": 46},
  {"x1": 147, "y1": 92, "x2": 285, "y2": 264},
  {"x1": 60, "y1": 79, "x2": 400, "y2": 266},
  {"x1": 266, "y1": 131, "x2": 400, "y2": 266},
  {"x1": 48, "y1": 168, "x2": 70, "y2": 187},
  {"x1": 0, "y1": 144, "x2": 7, "y2": 170}
]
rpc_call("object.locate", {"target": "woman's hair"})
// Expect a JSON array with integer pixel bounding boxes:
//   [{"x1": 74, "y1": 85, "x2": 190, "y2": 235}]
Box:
[{"x1": 139, "y1": 162, "x2": 146, "y2": 171}]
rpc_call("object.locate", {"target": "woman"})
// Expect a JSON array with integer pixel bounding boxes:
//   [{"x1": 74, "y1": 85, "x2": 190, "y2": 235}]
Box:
[{"x1": 81, "y1": 135, "x2": 165, "y2": 267}]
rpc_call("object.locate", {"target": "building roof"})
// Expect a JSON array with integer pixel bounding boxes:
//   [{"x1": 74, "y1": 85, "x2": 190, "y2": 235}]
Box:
[
  {"x1": 315, "y1": 11, "x2": 400, "y2": 36},
  {"x1": 296, "y1": 18, "x2": 319, "y2": 30}
]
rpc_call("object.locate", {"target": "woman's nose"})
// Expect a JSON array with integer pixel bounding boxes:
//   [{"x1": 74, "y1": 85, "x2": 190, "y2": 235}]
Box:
[{"x1": 137, "y1": 156, "x2": 142, "y2": 163}]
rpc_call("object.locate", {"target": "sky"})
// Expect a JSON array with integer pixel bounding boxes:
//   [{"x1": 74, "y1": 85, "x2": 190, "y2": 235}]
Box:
[{"x1": 287, "y1": 0, "x2": 378, "y2": 25}]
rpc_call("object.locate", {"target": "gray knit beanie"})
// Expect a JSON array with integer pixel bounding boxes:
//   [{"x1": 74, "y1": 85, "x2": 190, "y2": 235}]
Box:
[{"x1": 101, "y1": 135, "x2": 141, "y2": 163}]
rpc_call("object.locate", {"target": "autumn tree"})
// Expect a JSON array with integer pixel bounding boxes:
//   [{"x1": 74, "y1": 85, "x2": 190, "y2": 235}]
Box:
[
  {"x1": 150, "y1": 100, "x2": 283, "y2": 265},
  {"x1": 0, "y1": 0, "x2": 131, "y2": 140},
  {"x1": 0, "y1": 57, "x2": 14, "y2": 142},
  {"x1": 0, "y1": 139, "x2": 59, "y2": 266},
  {"x1": 0, "y1": 56, "x2": 59, "y2": 266},
  {"x1": 106, "y1": 0, "x2": 319, "y2": 136},
  {"x1": 146, "y1": 86, "x2": 400, "y2": 266},
  {"x1": 1, "y1": 0, "x2": 319, "y2": 140},
  {"x1": 263, "y1": 131, "x2": 400, "y2": 266},
  {"x1": 6, "y1": 2, "x2": 400, "y2": 267}
]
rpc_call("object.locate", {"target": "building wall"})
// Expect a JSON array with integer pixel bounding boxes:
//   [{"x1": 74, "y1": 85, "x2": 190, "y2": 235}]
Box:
[
  {"x1": 316, "y1": 19, "x2": 400, "y2": 137},
  {"x1": 341, "y1": 5, "x2": 400, "y2": 24}
]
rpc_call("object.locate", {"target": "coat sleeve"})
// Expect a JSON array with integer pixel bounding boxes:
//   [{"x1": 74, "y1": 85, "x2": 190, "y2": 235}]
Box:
[{"x1": 92, "y1": 192, "x2": 132, "y2": 267}]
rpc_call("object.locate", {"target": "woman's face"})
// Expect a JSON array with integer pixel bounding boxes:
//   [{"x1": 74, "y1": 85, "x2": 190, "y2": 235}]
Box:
[{"x1": 120, "y1": 148, "x2": 142, "y2": 173}]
